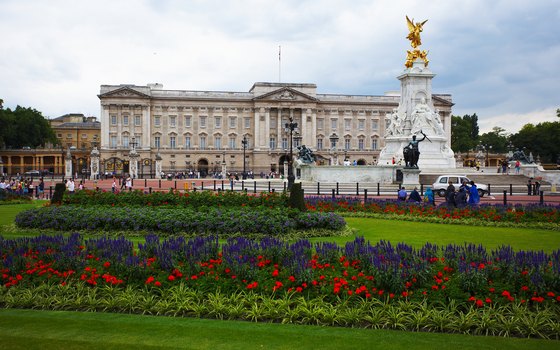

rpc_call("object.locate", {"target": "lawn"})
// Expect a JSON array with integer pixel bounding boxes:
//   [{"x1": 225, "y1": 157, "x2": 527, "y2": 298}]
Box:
[
  {"x1": 0, "y1": 309, "x2": 558, "y2": 350},
  {"x1": 0, "y1": 202, "x2": 559, "y2": 349}
]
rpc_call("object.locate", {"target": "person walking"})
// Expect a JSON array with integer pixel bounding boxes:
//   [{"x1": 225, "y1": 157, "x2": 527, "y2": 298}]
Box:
[
  {"x1": 424, "y1": 187, "x2": 435, "y2": 205},
  {"x1": 468, "y1": 180, "x2": 480, "y2": 205}
]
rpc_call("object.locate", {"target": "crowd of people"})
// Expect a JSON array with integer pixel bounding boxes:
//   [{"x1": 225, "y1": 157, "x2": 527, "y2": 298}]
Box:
[
  {"x1": 0, "y1": 176, "x2": 45, "y2": 199},
  {"x1": 397, "y1": 180, "x2": 481, "y2": 207}
]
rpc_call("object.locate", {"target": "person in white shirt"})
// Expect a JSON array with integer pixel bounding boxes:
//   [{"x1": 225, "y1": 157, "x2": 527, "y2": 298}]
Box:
[{"x1": 67, "y1": 179, "x2": 75, "y2": 194}]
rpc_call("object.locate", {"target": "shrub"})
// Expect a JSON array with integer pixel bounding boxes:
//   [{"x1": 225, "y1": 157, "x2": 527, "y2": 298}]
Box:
[
  {"x1": 51, "y1": 183, "x2": 66, "y2": 205},
  {"x1": 288, "y1": 182, "x2": 306, "y2": 212}
]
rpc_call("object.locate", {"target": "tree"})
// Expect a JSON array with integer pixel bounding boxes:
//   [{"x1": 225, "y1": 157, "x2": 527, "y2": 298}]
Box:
[
  {"x1": 451, "y1": 114, "x2": 479, "y2": 153},
  {"x1": 510, "y1": 121, "x2": 560, "y2": 163},
  {"x1": 479, "y1": 127, "x2": 509, "y2": 154},
  {"x1": 0, "y1": 104, "x2": 58, "y2": 149}
]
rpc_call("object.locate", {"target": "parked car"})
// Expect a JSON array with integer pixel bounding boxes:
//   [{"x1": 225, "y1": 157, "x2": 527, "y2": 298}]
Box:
[
  {"x1": 431, "y1": 175, "x2": 488, "y2": 197},
  {"x1": 24, "y1": 170, "x2": 41, "y2": 177}
]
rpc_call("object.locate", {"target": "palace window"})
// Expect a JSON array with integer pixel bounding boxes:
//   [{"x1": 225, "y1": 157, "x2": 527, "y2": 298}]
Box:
[
  {"x1": 199, "y1": 116, "x2": 207, "y2": 128},
  {"x1": 215, "y1": 116, "x2": 221, "y2": 128},
  {"x1": 331, "y1": 119, "x2": 337, "y2": 130},
  {"x1": 269, "y1": 137, "x2": 276, "y2": 149},
  {"x1": 344, "y1": 138, "x2": 351, "y2": 150},
  {"x1": 215, "y1": 136, "x2": 222, "y2": 149},
  {"x1": 372, "y1": 120, "x2": 379, "y2": 131},
  {"x1": 200, "y1": 135, "x2": 207, "y2": 150},
  {"x1": 229, "y1": 136, "x2": 236, "y2": 149},
  {"x1": 123, "y1": 115, "x2": 129, "y2": 126},
  {"x1": 344, "y1": 119, "x2": 351, "y2": 131},
  {"x1": 358, "y1": 119, "x2": 365, "y2": 131},
  {"x1": 169, "y1": 116, "x2": 176, "y2": 128},
  {"x1": 154, "y1": 116, "x2": 161, "y2": 127},
  {"x1": 244, "y1": 117, "x2": 251, "y2": 129},
  {"x1": 134, "y1": 115, "x2": 141, "y2": 126},
  {"x1": 154, "y1": 136, "x2": 160, "y2": 149},
  {"x1": 229, "y1": 116, "x2": 237, "y2": 128},
  {"x1": 185, "y1": 136, "x2": 191, "y2": 149},
  {"x1": 371, "y1": 137, "x2": 378, "y2": 150},
  {"x1": 123, "y1": 135, "x2": 129, "y2": 148},
  {"x1": 270, "y1": 116, "x2": 277, "y2": 128},
  {"x1": 111, "y1": 115, "x2": 117, "y2": 125},
  {"x1": 317, "y1": 118, "x2": 324, "y2": 130},
  {"x1": 185, "y1": 116, "x2": 191, "y2": 128},
  {"x1": 170, "y1": 136, "x2": 176, "y2": 149},
  {"x1": 282, "y1": 137, "x2": 288, "y2": 150},
  {"x1": 110, "y1": 135, "x2": 117, "y2": 148},
  {"x1": 317, "y1": 138, "x2": 323, "y2": 150},
  {"x1": 358, "y1": 138, "x2": 365, "y2": 150}
]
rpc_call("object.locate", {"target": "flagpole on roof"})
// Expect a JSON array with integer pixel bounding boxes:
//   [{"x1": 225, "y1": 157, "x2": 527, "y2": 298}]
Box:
[{"x1": 278, "y1": 45, "x2": 281, "y2": 83}]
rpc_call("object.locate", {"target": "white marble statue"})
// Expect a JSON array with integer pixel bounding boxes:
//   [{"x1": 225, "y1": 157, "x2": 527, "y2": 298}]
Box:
[
  {"x1": 386, "y1": 108, "x2": 404, "y2": 136},
  {"x1": 410, "y1": 97, "x2": 444, "y2": 136}
]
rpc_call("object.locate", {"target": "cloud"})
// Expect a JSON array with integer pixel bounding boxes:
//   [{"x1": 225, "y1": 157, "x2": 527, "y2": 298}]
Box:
[{"x1": 0, "y1": 0, "x2": 558, "y2": 134}]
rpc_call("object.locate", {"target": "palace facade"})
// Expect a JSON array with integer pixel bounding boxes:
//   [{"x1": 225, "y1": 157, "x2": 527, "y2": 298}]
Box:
[{"x1": 98, "y1": 82, "x2": 453, "y2": 177}]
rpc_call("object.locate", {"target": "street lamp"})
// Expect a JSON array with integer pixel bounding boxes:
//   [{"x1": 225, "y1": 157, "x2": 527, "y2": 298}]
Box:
[
  {"x1": 285, "y1": 116, "x2": 298, "y2": 190},
  {"x1": 241, "y1": 135, "x2": 248, "y2": 180},
  {"x1": 329, "y1": 132, "x2": 339, "y2": 165},
  {"x1": 484, "y1": 144, "x2": 492, "y2": 167}
]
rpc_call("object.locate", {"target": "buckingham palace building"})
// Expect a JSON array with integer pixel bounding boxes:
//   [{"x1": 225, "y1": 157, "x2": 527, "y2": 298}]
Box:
[{"x1": 97, "y1": 82, "x2": 453, "y2": 177}]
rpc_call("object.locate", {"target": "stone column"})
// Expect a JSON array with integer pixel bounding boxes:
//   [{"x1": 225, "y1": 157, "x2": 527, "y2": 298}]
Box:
[
  {"x1": 264, "y1": 108, "x2": 270, "y2": 149},
  {"x1": 155, "y1": 152, "x2": 163, "y2": 179},
  {"x1": 65, "y1": 149, "x2": 73, "y2": 179},
  {"x1": 254, "y1": 108, "x2": 260, "y2": 150}
]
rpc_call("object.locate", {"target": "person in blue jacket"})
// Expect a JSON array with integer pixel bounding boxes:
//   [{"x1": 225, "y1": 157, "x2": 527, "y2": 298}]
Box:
[{"x1": 468, "y1": 180, "x2": 480, "y2": 205}]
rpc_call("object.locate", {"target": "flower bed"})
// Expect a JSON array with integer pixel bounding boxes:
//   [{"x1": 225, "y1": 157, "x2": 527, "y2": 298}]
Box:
[
  {"x1": 305, "y1": 196, "x2": 560, "y2": 225},
  {"x1": 14, "y1": 206, "x2": 346, "y2": 235},
  {"x1": 1, "y1": 234, "x2": 558, "y2": 308}
]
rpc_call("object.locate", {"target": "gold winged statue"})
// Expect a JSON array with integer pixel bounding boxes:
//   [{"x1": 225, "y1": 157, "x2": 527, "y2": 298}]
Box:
[
  {"x1": 406, "y1": 16, "x2": 427, "y2": 48},
  {"x1": 404, "y1": 16, "x2": 429, "y2": 68}
]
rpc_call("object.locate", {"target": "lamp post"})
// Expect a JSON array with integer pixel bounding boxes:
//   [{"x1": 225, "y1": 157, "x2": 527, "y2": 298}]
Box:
[
  {"x1": 329, "y1": 132, "x2": 339, "y2": 166},
  {"x1": 241, "y1": 135, "x2": 248, "y2": 180},
  {"x1": 285, "y1": 117, "x2": 298, "y2": 190},
  {"x1": 484, "y1": 144, "x2": 492, "y2": 167},
  {"x1": 222, "y1": 151, "x2": 226, "y2": 179}
]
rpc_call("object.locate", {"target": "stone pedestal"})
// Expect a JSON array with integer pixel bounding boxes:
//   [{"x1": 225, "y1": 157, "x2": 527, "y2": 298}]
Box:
[
  {"x1": 155, "y1": 152, "x2": 163, "y2": 179},
  {"x1": 401, "y1": 168, "x2": 421, "y2": 189},
  {"x1": 378, "y1": 59, "x2": 455, "y2": 169}
]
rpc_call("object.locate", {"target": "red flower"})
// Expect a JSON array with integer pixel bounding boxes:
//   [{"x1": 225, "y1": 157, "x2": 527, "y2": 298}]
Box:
[
  {"x1": 475, "y1": 299, "x2": 484, "y2": 308},
  {"x1": 272, "y1": 269, "x2": 279, "y2": 277},
  {"x1": 154, "y1": 281, "x2": 161, "y2": 287},
  {"x1": 167, "y1": 275, "x2": 175, "y2": 281},
  {"x1": 145, "y1": 276, "x2": 155, "y2": 284},
  {"x1": 103, "y1": 261, "x2": 111, "y2": 268}
]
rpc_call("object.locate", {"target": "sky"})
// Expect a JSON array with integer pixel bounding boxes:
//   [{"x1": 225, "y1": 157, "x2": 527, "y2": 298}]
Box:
[{"x1": 1, "y1": 0, "x2": 559, "y2": 134}]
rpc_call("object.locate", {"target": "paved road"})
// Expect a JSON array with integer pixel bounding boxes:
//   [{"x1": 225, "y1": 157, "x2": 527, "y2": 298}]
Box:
[{"x1": 36, "y1": 177, "x2": 560, "y2": 205}]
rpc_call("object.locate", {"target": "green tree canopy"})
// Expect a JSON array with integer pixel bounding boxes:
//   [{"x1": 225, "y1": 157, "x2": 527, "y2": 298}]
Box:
[
  {"x1": 0, "y1": 104, "x2": 58, "y2": 149},
  {"x1": 510, "y1": 120, "x2": 560, "y2": 163},
  {"x1": 451, "y1": 114, "x2": 479, "y2": 153},
  {"x1": 479, "y1": 127, "x2": 509, "y2": 154}
]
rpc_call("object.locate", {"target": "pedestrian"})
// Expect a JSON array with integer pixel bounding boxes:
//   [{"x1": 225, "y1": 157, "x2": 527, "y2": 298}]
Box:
[
  {"x1": 444, "y1": 181, "x2": 456, "y2": 207},
  {"x1": 38, "y1": 178, "x2": 44, "y2": 199},
  {"x1": 126, "y1": 176, "x2": 132, "y2": 191},
  {"x1": 535, "y1": 180, "x2": 541, "y2": 195},
  {"x1": 112, "y1": 177, "x2": 117, "y2": 193},
  {"x1": 67, "y1": 178, "x2": 75, "y2": 194},
  {"x1": 527, "y1": 178, "x2": 533, "y2": 195},
  {"x1": 408, "y1": 187, "x2": 422, "y2": 203},
  {"x1": 468, "y1": 180, "x2": 480, "y2": 205},
  {"x1": 423, "y1": 187, "x2": 435, "y2": 205},
  {"x1": 515, "y1": 160, "x2": 521, "y2": 174},
  {"x1": 397, "y1": 187, "x2": 407, "y2": 201},
  {"x1": 455, "y1": 187, "x2": 467, "y2": 208}
]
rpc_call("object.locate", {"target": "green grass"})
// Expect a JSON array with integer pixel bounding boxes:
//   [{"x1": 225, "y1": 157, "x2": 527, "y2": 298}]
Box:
[
  {"x1": 1, "y1": 203, "x2": 559, "y2": 349},
  {"x1": 0, "y1": 309, "x2": 557, "y2": 350},
  {"x1": 321, "y1": 217, "x2": 560, "y2": 252}
]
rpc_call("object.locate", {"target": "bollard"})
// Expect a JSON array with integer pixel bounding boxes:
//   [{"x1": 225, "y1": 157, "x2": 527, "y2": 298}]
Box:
[
  {"x1": 268, "y1": 181, "x2": 271, "y2": 193},
  {"x1": 487, "y1": 184, "x2": 491, "y2": 196},
  {"x1": 420, "y1": 184, "x2": 424, "y2": 194},
  {"x1": 49, "y1": 186, "x2": 53, "y2": 198},
  {"x1": 331, "y1": 188, "x2": 335, "y2": 199},
  {"x1": 144, "y1": 179, "x2": 147, "y2": 187},
  {"x1": 132, "y1": 179, "x2": 134, "y2": 187},
  {"x1": 242, "y1": 180, "x2": 245, "y2": 191},
  {"x1": 230, "y1": 180, "x2": 233, "y2": 191},
  {"x1": 509, "y1": 184, "x2": 513, "y2": 196},
  {"x1": 503, "y1": 190, "x2": 507, "y2": 205},
  {"x1": 317, "y1": 182, "x2": 320, "y2": 195},
  {"x1": 175, "y1": 180, "x2": 177, "y2": 190},
  {"x1": 202, "y1": 182, "x2": 205, "y2": 191},
  {"x1": 377, "y1": 183, "x2": 380, "y2": 196},
  {"x1": 159, "y1": 179, "x2": 161, "y2": 188},
  {"x1": 253, "y1": 181, "x2": 257, "y2": 194},
  {"x1": 149, "y1": 187, "x2": 152, "y2": 194},
  {"x1": 221, "y1": 180, "x2": 224, "y2": 191},
  {"x1": 356, "y1": 182, "x2": 359, "y2": 196},
  {"x1": 540, "y1": 191, "x2": 544, "y2": 204},
  {"x1": 364, "y1": 189, "x2": 368, "y2": 203},
  {"x1": 336, "y1": 182, "x2": 339, "y2": 195},
  {"x1": 283, "y1": 182, "x2": 287, "y2": 192},
  {"x1": 213, "y1": 180, "x2": 216, "y2": 191}
]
